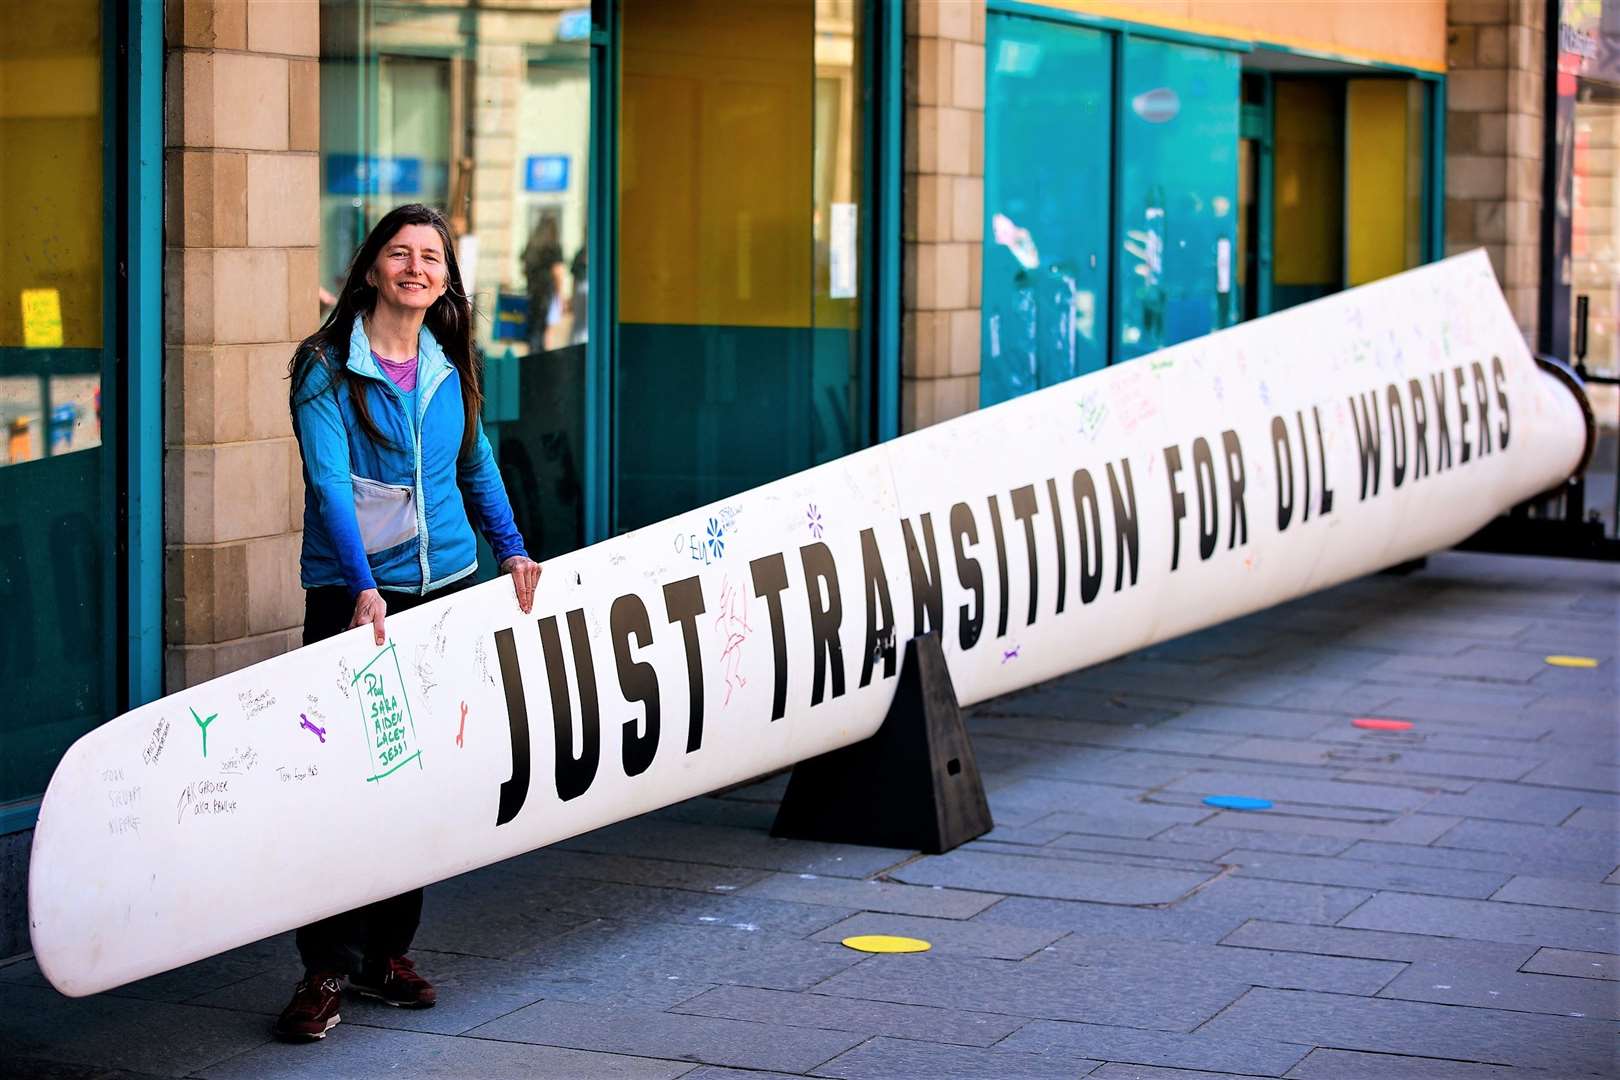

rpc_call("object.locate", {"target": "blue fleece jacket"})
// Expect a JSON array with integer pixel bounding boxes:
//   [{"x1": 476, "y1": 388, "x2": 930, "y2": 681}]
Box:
[{"x1": 293, "y1": 317, "x2": 527, "y2": 596}]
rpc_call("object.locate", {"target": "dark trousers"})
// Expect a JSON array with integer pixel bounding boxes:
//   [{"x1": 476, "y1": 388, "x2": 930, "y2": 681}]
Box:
[{"x1": 294, "y1": 576, "x2": 475, "y2": 976}]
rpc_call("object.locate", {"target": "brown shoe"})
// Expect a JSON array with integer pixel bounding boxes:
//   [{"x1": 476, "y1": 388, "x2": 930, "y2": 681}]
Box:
[
  {"x1": 272, "y1": 972, "x2": 343, "y2": 1041},
  {"x1": 349, "y1": 955, "x2": 437, "y2": 1008}
]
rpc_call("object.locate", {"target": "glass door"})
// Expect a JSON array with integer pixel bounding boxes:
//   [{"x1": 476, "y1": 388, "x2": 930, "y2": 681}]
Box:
[
  {"x1": 0, "y1": 0, "x2": 119, "y2": 804},
  {"x1": 981, "y1": 13, "x2": 1111, "y2": 407},
  {"x1": 613, "y1": 0, "x2": 870, "y2": 532}
]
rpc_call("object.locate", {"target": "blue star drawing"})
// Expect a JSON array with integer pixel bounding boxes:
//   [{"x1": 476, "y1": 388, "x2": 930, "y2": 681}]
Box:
[
  {"x1": 706, "y1": 517, "x2": 725, "y2": 560},
  {"x1": 807, "y1": 504, "x2": 823, "y2": 538}
]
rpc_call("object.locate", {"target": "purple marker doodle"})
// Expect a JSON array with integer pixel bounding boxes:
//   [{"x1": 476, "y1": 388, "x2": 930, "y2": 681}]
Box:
[
  {"x1": 1001, "y1": 646, "x2": 1021, "y2": 663},
  {"x1": 806, "y1": 503, "x2": 823, "y2": 538},
  {"x1": 299, "y1": 714, "x2": 327, "y2": 744}
]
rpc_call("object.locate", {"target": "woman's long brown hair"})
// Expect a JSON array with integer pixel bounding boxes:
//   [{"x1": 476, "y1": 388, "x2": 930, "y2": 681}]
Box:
[{"x1": 290, "y1": 203, "x2": 483, "y2": 461}]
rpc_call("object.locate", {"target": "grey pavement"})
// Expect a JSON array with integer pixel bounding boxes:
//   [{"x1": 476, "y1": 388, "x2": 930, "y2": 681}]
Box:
[{"x1": 2, "y1": 550, "x2": 1617, "y2": 1079}]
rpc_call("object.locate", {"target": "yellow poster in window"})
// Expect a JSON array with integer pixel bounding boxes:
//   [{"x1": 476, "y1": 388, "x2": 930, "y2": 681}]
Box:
[{"x1": 21, "y1": 288, "x2": 64, "y2": 349}]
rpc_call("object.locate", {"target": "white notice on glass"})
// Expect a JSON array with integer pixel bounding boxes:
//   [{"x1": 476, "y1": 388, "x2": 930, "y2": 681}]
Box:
[
  {"x1": 830, "y1": 203, "x2": 857, "y2": 300},
  {"x1": 1216, "y1": 237, "x2": 1231, "y2": 295}
]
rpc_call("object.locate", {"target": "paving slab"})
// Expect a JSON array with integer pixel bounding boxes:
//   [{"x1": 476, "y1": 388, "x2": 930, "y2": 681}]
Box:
[
  {"x1": 890, "y1": 848, "x2": 1214, "y2": 905},
  {"x1": 1175, "y1": 876, "x2": 1374, "y2": 925},
  {"x1": 1376, "y1": 957, "x2": 1620, "y2": 1019},
  {"x1": 1196, "y1": 809, "x2": 1464, "y2": 844},
  {"x1": 1283, "y1": 1047, "x2": 1567, "y2": 1079},
  {"x1": 557, "y1": 819, "x2": 905, "y2": 878},
  {"x1": 1521, "y1": 947, "x2": 1618, "y2": 980},
  {"x1": 0, "y1": 983, "x2": 273, "y2": 1076},
  {"x1": 812, "y1": 952, "x2": 1251, "y2": 1031},
  {"x1": 197, "y1": 1023, "x2": 695, "y2": 1079},
  {"x1": 1198, "y1": 986, "x2": 1617, "y2": 1073},
  {"x1": 734, "y1": 872, "x2": 1001, "y2": 919},
  {"x1": 1340, "y1": 838, "x2": 1619, "y2": 882},
  {"x1": 468, "y1": 1000, "x2": 864, "y2": 1072},
  {"x1": 811, "y1": 1035, "x2": 1100, "y2": 1079},
  {"x1": 1156, "y1": 824, "x2": 1354, "y2": 857},
  {"x1": 1339, "y1": 893, "x2": 1620, "y2": 952},
  {"x1": 1491, "y1": 875, "x2": 1620, "y2": 912},
  {"x1": 1432, "y1": 819, "x2": 1620, "y2": 867},
  {"x1": 976, "y1": 896, "x2": 1255, "y2": 945},
  {"x1": 1043, "y1": 831, "x2": 1240, "y2": 863},
  {"x1": 1044, "y1": 936, "x2": 1402, "y2": 995},
  {"x1": 1219, "y1": 920, "x2": 1535, "y2": 968},
  {"x1": 1159, "y1": 772, "x2": 1434, "y2": 812},
  {"x1": 999, "y1": 1018, "x2": 1310, "y2": 1077},
  {"x1": 555, "y1": 880, "x2": 857, "y2": 935},
  {"x1": 670, "y1": 984, "x2": 1028, "y2": 1047},
  {"x1": 1221, "y1": 849, "x2": 1511, "y2": 898},
  {"x1": 810, "y1": 912, "x2": 1066, "y2": 960}
]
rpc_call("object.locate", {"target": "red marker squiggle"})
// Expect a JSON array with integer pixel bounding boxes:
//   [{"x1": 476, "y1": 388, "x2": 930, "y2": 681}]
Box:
[
  {"x1": 299, "y1": 714, "x2": 326, "y2": 743},
  {"x1": 456, "y1": 702, "x2": 468, "y2": 747}
]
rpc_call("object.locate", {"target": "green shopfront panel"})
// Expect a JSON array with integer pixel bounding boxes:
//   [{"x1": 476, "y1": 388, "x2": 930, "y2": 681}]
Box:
[
  {"x1": 1116, "y1": 38, "x2": 1240, "y2": 361},
  {"x1": 982, "y1": 14, "x2": 1111, "y2": 407}
]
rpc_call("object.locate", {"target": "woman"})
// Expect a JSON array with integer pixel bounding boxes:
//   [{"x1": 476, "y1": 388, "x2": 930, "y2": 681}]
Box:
[{"x1": 276, "y1": 203, "x2": 542, "y2": 1043}]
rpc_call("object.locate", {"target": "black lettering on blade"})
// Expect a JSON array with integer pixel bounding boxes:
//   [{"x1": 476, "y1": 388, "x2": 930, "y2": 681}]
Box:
[
  {"x1": 663, "y1": 576, "x2": 706, "y2": 753},
  {"x1": 1408, "y1": 378, "x2": 1430, "y2": 481},
  {"x1": 1010, "y1": 484, "x2": 1041, "y2": 627},
  {"x1": 1471, "y1": 361, "x2": 1492, "y2": 456},
  {"x1": 800, "y1": 542, "x2": 846, "y2": 706},
  {"x1": 1492, "y1": 355, "x2": 1511, "y2": 450},
  {"x1": 901, "y1": 514, "x2": 943, "y2": 638},
  {"x1": 1271, "y1": 417, "x2": 1293, "y2": 532},
  {"x1": 1221, "y1": 429, "x2": 1247, "y2": 549},
  {"x1": 1164, "y1": 444, "x2": 1188, "y2": 572},
  {"x1": 750, "y1": 553, "x2": 791, "y2": 721},
  {"x1": 950, "y1": 501, "x2": 985, "y2": 650},
  {"x1": 492, "y1": 627, "x2": 531, "y2": 826},
  {"x1": 1386, "y1": 383, "x2": 1407, "y2": 489},
  {"x1": 1350, "y1": 392, "x2": 1382, "y2": 500},
  {"x1": 541, "y1": 611, "x2": 600, "y2": 803},
  {"x1": 1045, "y1": 479, "x2": 1067, "y2": 616},
  {"x1": 611, "y1": 594, "x2": 660, "y2": 778},
  {"x1": 987, "y1": 494, "x2": 1011, "y2": 638},
  {"x1": 1313, "y1": 407, "x2": 1335, "y2": 515},
  {"x1": 1073, "y1": 468, "x2": 1103, "y2": 603},
  {"x1": 1430, "y1": 371, "x2": 1453, "y2": 472},
  {"x1": 859, "y1": 527, "x2": 896, "y2": 688},
  {"x1": 1454, "y1": 366, "x2": 1472, "y2": 464}
]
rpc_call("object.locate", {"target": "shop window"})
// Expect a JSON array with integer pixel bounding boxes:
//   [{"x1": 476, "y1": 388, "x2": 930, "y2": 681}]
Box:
[
  {"x1": 1345, "y1": 78, "x2": 1427, "y2": 287},
  {"x1": 1271, "y1": 79, "x2": 1344, "y2": 311},
  {"x1": 0, "y1": 1, "x2": 114, "y2": 802},
  {"x1": 981, "y1": 14, "x2": 1111, "y2": 407},
  {"x1": 1572, "y1": 80, "x2": 1620, "y2": 379},
  {"x1": 615, "y1": 0, "x2": 867, "y2": 531},
  {"x1": 318, "y1": 1, "x2": 591, "y2": 561},
  {"x1": 1115, "y1": 38, "x2": 1241, "y2": 361}
]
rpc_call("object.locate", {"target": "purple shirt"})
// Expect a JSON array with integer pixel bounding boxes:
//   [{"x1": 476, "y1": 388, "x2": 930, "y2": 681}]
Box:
[{"x1": 372, "y1": 350, "x2": 419, "y2": 393}]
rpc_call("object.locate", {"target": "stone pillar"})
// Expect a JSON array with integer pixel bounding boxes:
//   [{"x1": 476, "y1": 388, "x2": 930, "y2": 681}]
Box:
[
  {"x1": 1445, "y1": 0, "x2": 1546, "y2": 342},
  {"x1": 164, "y1": 0, "x2": 321, "y2": 687},
  {"x1": 901, "y1": 0, "x2": 985, "y2": 432}
]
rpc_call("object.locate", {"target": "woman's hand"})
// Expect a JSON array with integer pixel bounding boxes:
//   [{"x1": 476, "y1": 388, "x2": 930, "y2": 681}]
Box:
[
  {"x1": 349, "y1": 588, "x2": 388, "y2": 645},
  {"x1": 501, "y1": 556, "x2": 542, "y2": 614}
]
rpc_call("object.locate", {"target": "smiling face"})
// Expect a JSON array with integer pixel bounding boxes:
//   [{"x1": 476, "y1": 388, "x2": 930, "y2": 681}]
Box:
[{"x1": 366, "y1": 223, "x2": 450, "y2": 315}]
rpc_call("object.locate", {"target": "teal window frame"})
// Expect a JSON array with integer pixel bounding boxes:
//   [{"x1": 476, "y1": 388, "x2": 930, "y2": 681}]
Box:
[{"x1": 0, "y1": 0, "x2": 163, "y2": 835}]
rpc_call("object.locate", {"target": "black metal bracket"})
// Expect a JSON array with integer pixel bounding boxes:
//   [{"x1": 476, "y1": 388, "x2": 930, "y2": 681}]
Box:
[{"x1": 770, "y1": 633, "x2": 993, "y2": 855}]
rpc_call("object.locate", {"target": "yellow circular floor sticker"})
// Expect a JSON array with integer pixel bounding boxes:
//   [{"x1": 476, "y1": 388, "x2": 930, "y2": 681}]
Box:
[
  {"x1": 1545, "y1": 655, "x2": 1599, "y2": 669},
  {"x1": 842, "y1": 934, "x2": 931, "y2": 954}
]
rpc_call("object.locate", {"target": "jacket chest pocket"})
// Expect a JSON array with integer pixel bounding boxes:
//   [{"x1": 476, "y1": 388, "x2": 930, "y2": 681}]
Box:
[{"x1": 350, "y1": 474, "x2": 419, "y2": 555}]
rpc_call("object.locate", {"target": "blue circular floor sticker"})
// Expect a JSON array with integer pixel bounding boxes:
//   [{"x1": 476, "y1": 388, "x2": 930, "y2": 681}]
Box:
[{"x1": 1203, "y1": 795, "x2": 1273, "y2": 811}]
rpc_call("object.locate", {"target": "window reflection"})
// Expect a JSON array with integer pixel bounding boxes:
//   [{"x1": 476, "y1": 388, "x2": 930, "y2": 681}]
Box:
[
  {"x1": 615, "y1": 0, "x2": 866, "y2": 530},
  {"x1": 319, "y1": 1, "x2": 591, "y2": 559}
]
